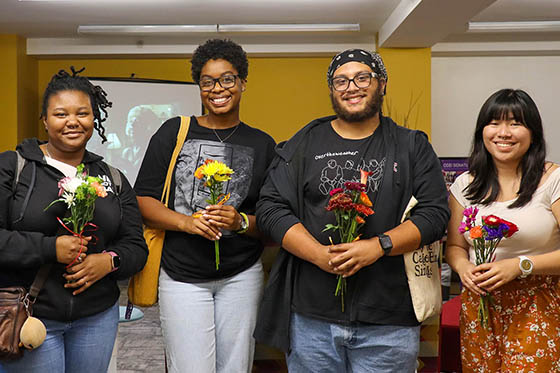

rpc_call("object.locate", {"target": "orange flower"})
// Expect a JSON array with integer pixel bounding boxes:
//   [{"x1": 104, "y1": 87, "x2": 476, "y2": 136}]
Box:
[
  {"x1": 355, "y1": 216, "x2": 365, "y2": 224},
  {"x1": 354, "y1": 204, "x2": 374, "y2": 216},
  {"x1": 470, "y1": 226, "x2": 483, "y2": 239},
  {"x1": 360, "y1": 192, "x2": 372, "y2": 207},
  {"x1": 360, "y1": 169, "x2": 372, "y2": 185},
  {"x1": 194, "y1": 165, "x2": 204, "y2": 180},
  {"x1": 91, "y1": 182, "x2": 107, "y2": 198}
]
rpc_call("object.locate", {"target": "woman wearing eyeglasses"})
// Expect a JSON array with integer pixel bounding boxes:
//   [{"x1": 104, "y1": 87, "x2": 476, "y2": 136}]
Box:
[{"x1": 134, "y1": 39, "x2": 276, "y2": 373}]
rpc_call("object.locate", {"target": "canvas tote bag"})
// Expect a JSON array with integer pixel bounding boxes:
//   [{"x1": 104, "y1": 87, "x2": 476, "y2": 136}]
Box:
[
  {"x1": 128, "y1": 116, "x2": 190, "y2": 307},
  {"x1": 402, "y1": 196, "x2": 442, "y2": 322}
]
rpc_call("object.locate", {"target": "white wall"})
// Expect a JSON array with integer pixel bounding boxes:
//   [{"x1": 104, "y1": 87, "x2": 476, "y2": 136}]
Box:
[{"x1": 432, "y1": 55, "x2": 560, "y2": 162}]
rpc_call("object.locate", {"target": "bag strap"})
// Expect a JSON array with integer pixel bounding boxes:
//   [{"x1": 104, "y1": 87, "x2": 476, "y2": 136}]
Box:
[
  {"x1": 106, "y1": 163, "x2": 122, "y2": 196},
  {"x1": 28, "y1": 264, "x2": 51, "y2": 300},
  {"x1": 14, "y1": 150, "x2": 26, "y2": 190},
  {"x1": 13, "y1": 152, "x2": 37, "y2": 225},
  {"x1": 160, "y1": 116, "x2": 190, "y2": 207}
]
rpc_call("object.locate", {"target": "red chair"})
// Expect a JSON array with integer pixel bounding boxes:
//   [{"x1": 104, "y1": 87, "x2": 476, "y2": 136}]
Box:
[{"x1": 438, "y1": 295, "x2": 462, "y2": 372}]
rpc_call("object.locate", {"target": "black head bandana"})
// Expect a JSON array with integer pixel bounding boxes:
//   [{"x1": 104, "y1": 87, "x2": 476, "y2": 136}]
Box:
[{"x1": 327, "y1": 49, "x2": 388, "y2": 86}]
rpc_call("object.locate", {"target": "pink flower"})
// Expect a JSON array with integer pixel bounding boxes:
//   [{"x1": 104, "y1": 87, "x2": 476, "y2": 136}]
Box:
[
  {"x1": 458, "y1": 222, "x2": 470, "y2": 234},
  {"x1": 329, "y1": 188, "x2": 343, "y2": 196}
]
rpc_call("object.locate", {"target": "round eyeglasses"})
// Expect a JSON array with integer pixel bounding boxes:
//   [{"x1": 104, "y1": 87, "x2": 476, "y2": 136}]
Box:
[
  {"x1": 198, "y1": 74, "x2": 239, "y2": 91},
  {"x1": 330, "y1": 72, "x2": 378, "y2": 92}
]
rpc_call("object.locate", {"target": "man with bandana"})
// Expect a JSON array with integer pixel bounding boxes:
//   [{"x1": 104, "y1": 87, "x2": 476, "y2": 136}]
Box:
[{"x1": 255, "y1": 49, "x2": 449, "y2": 372}]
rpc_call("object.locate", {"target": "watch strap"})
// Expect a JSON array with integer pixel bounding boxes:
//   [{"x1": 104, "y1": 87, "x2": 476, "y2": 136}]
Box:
[
  {"x1": 104, "y1": 250, "x2": 120, "y2": 272},
  {"x1": 518, "y1": 255, "x2": 533, "y2": 278},
  {"x1": 378, "y1": 234, "x2": 393, "y2": 256},
  {"x1": 236, "y1": 212, "x2": 249, "y2": 234}
]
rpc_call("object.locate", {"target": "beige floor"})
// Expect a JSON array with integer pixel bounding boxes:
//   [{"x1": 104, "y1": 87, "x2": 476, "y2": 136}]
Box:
[{"x1": 115, "y1": 284, "x2": 287, "y2": 373}]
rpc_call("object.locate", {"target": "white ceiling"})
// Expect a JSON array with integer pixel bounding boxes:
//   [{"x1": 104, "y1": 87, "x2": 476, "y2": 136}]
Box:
[{"x1": 1, "y1": 0, "x2": 560, "y2": 55}]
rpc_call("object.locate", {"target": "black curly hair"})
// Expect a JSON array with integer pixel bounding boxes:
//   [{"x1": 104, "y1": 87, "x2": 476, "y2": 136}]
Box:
[
  {"x1": 41, "y1": 67, "x2": 112, "y2": 143},
  {"x1": 191, "y1": 39, "x2": 248, "y2": 84}
]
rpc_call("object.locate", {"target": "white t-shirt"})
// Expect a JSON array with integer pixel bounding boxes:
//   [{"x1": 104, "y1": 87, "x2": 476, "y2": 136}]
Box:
[
  {"x1": 45, "y1": 156, "x2": 77, "y2": 177},
  {"x1": 450, "y1": 168, "x2": 560, "y2": 263}
]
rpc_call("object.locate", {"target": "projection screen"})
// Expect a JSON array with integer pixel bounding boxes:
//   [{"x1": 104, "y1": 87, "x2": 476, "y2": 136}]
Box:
[{"x1": 86, "y1": 78, "x2": 203, "y2": 184}]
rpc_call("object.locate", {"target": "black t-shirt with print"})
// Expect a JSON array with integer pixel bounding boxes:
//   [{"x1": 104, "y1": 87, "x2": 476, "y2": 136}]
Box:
[
  {"x1": 293, "y1": 121, "x2": 387, "y2": 322},
  {"x1": 134, "y1": 116, "x2": 276, "y2": 282}
]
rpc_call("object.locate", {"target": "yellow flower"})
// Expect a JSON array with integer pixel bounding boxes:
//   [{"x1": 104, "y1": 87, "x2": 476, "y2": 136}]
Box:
[{"x1": 200, "y1": 160, "x2": 234, "y2": 181}]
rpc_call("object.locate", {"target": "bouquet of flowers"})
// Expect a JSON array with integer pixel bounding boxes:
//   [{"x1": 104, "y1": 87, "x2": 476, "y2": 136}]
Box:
[
  {"x1": 194, "y1": 159, "x2": 234, "y2": 270},
  {"x1": 323, "y1": 170, "x2": 374, "y2": 312},
  {"x1": 45, "y1": 164, "x2": 107, "y2": 267},
  {"x1": 459, "y1": 207, "x2": 518, "y2": 328}
]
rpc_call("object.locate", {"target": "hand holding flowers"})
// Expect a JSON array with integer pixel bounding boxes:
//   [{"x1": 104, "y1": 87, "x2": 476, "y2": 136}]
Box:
[
  {"x1": 323, "y1": 170, "x2": 375, "y2": 311},
  {"x1": 458, "y1": 207, "x2": 519, "y2": 328},
  {"x1": 45, "y1": 164, "x2": 107, "y2": 268},
  {"x1": 193, "y1": 159, "x2": 235, "y2": 270}
]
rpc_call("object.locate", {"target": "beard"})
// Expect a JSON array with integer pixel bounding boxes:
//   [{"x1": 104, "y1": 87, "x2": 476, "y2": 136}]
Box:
[{"x1": 330, "y1": 84, "x2": 384, "y2": 123}]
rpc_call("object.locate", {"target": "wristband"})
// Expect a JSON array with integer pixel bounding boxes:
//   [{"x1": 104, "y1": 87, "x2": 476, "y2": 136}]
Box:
[
  {"x1": 103, "y1": 250, "x2": 120, "y2": 272},
  {"x1": 236, "y1": 212, "x2": 249, "y2": 234}
]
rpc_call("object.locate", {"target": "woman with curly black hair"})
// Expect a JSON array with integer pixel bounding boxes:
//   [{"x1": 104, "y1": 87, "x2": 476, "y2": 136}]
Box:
[
  {"x1": 0, "y1": 68, "x2": 148, "y2": 372},
  {"x1": 134, "y1": 39, "x2": 276, "y2": 372}
]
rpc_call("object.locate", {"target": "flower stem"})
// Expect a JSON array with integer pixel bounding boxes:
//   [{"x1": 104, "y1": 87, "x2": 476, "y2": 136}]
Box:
[{"x1": 215, "y1": 240, "x2": 220, "y2": 270}]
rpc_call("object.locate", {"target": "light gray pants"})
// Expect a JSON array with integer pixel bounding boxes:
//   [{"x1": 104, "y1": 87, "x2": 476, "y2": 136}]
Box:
[{"x1": 159, "y1": 260, "x2": 263, "y2": 373}]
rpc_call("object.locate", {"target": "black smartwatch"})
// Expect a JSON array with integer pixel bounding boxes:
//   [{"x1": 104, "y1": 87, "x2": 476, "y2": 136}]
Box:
[{"x1": 377, "y1": 234, "x2": 393, "y2": 256}]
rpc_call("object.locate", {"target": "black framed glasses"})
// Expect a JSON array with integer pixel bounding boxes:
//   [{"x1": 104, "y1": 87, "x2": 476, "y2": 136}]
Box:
[
  {"x1": 198, "y1": 74, "x2": 239, "y2": 91},
  {"x1": 330, "y1": 72, "x2": 378, "y2": 92}
]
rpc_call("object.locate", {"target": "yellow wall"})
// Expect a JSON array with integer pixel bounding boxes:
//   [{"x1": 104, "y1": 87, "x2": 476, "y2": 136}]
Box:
[
  {"x1": 378, "y1": 47, "x2": 431, "y2": 137},
  {"x1": 37, "y1": 57, "x2": 334, "y2": 143},
  {"x1": 3, "y1": 47, "x2": 431, "y2": 149},
  {"x1": 17, "y1": 36, "x2": 38, "y2": 142},
  {"x1": 0, "y1": 35, "x2": 38, "y2": 152},
  {"x1": 0, "y1": 35, "x2": 19, "y2": 151}
]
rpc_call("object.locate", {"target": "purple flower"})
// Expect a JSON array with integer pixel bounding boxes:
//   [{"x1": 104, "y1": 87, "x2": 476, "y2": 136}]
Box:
[{"x1": 483, "y1": 226, "x2": 504, "y2": 241}]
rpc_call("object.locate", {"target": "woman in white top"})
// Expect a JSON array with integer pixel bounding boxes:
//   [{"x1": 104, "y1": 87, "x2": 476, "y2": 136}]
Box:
[{"x1": 446, "y1": 88, "x2": 560, "y2": 372}]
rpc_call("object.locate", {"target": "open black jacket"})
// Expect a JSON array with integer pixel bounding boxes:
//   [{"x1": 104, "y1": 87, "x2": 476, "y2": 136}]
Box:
[
  {"x1": 0, "y1": 138, "x2": 148, "y2": 321},
  {"x1": 255, "y1": 115, "x2": 450, "y2": 352}
]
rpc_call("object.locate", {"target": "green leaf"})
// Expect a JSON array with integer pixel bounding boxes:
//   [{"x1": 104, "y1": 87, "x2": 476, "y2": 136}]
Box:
[{"x1": 322, "y1": 224, "x2": 339, "y2": 232}]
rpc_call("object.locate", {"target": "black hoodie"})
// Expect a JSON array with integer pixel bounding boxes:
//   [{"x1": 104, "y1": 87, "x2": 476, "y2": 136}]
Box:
[
  {"x1": 255, "y1": 115, "x2": 450, "y2": 352},
  {"x1": 0, "y1": 138, "x2": 148, "y2": 321}
]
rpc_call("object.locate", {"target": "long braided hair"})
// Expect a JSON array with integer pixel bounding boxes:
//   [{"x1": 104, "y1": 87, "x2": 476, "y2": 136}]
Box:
[{"x1": 41, "y1": 66, "x2": 112, "y2": 143}]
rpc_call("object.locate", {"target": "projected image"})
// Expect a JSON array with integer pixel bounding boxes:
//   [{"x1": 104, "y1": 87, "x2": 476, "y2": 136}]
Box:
[
  {"x1": 86, "y1": 79, "x2": 202, "y2": 183},
  {"x1": 120, "y1": 104, "x2": 177, "y2": 169}
]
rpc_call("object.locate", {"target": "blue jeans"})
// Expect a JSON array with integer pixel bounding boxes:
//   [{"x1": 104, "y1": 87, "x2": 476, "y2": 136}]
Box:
[
  {"x1": 0, "y1": 301, "x2": 118, "y2": 373},
  {"x1": 287, "y1": 312, "x2": 420, "y2": 373},
  {"x1": 159, "y1": 260, "x2": 264, "y2": 373}
]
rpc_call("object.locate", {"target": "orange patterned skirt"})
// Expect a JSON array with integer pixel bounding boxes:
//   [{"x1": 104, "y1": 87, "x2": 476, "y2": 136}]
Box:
[{"x1": 460, "y1": 275, "x2": 560, "y2": 372}]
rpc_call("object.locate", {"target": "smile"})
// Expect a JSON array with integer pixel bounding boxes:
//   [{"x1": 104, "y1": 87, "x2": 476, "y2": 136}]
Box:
[
  {"x1": 495, "y1": 142, "x2": 514, "y2": 148},
  {"x1": 210, "y1": 96, "x2": 231, "y2": 105},
  {"x1": 344, "y1": 95, "x2": 365, "y2": 105},
  {"x1": 63, "y1": 131, "x2": 84, "y2": 138}
]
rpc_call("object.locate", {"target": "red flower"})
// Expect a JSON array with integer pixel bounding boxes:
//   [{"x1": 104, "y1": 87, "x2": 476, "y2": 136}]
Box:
[
  {"x1": 344, "y1": 181, "x2": 365, "y2": 192},
  {"x1": 354, "y1": 203, "x2": 374, "y2": 216},
  {"x1": 355, "y1": 216, "x2": 365, "y2": 224},
  {"x1": 482, "y1": 215, "x2": 502, "y2": 227},
  {"x1": 503, "y1": 220, "x2": 519, "y2": 238},
  {"x1": 326, "y1": 192, "x2": 353, "y2": 211}
]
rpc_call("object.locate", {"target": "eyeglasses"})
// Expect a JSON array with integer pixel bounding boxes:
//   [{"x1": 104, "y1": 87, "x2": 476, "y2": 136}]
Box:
[
  {"x1": 330, "y1": 72, "x2": 378, "y2": 92},
  {"x1": 198, "y1": 74, "x2": 239, "y2": 91}
]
